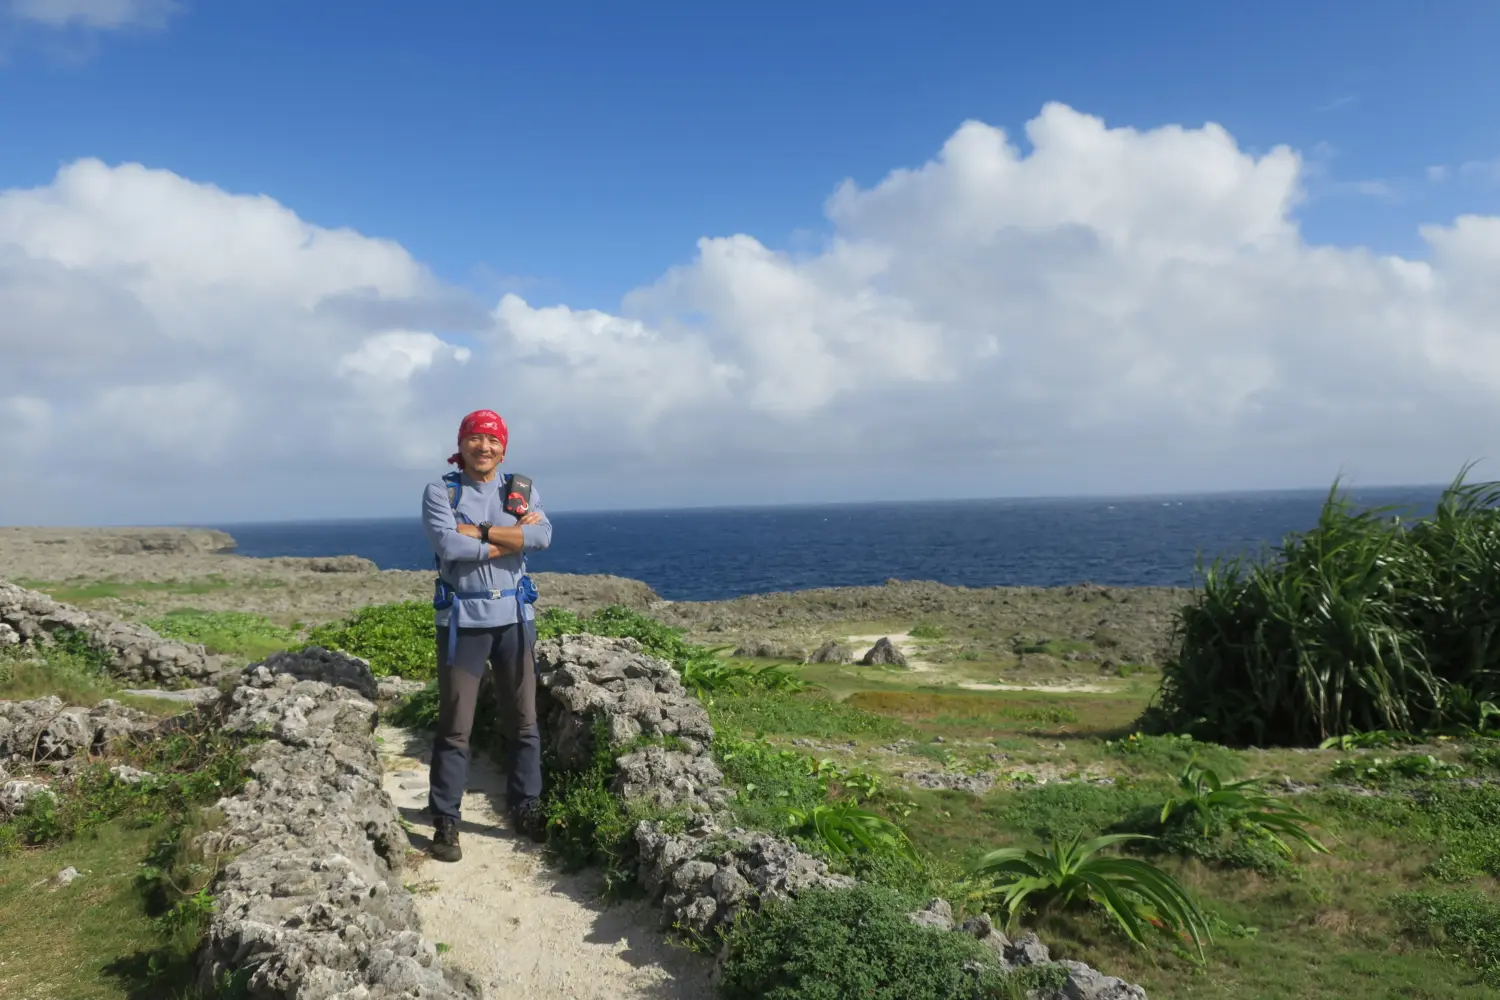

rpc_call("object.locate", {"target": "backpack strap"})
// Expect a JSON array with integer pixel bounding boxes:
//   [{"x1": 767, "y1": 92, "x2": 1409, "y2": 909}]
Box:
[
  {"x1": 443, "y1": 470, "x2": 463, "y2": 513},
  {"x1": 431, "y1": 469, "x2": 540, "y2": 657}
]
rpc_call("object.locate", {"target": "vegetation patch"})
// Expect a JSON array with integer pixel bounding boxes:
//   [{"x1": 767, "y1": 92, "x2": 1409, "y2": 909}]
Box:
[
  {"x1": 0, "y1": 635, "x2": 186, "y2": 714},
  {"x1": 1395, "y1": 887, "x2": 1500, "y2": 987},
  {"x1": 710, "y1": 689, "x2": 914, "y2": 742},
  {"x1": 0, "y1": 712, "x2": 258, "y2": 998},
  {"x1": 1151, "y1": 470, "x2": 1500, "y2": 746},
  {"x1": 305, "y1": 599, "x2": 436, "y2": 679},
  {"x1": 16, "y1": 575, "x2": 256, "y2": 605},
  {"x1": 145, "y1": 608, "x2": 301, "y2": 662},
  {"x1": 847, "y1": 690, "x2": 1080, "y2": 728},
  {"x1": 716, "y1": 883, "x2": 1052, "y2": 1000}
]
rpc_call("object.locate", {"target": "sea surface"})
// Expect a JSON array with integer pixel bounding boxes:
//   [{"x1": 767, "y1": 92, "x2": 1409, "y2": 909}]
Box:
[{"x1": 210, "y1": 486, "x2": 1447, "y2": 602}]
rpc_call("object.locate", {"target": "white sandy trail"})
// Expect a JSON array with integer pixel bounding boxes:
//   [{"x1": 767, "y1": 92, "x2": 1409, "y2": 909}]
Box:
[{"x1": 377, "y1": 725, "x2": 714, "y2": 1000}]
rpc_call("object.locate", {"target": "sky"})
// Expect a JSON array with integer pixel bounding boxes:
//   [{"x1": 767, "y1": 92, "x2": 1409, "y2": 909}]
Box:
[{"x1": 3, "y1": 0, "x2": 1500, "y2": 523}]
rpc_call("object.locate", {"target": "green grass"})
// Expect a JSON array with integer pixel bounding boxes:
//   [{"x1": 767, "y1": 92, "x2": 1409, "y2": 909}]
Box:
[
  {"x1": 0, "y1": 821, "x2": 206, "y2": 1000},
  {"x1": 305, "y1": 600, "x2": 436, "y2": 679},
  {"x1": 708, "y1": 689, "x2": 915, "y2": 743},
  {"x1": 144, "y1": 609, "x2": 300, "y2": 663},
  {"x1": 16, "y1": 576, "x2": 270, "y2": 606},
  {"x1": 0, "y1": 641, "x2": 198, "y2": 715},
  {"x1": 0, "y1": 710, "x2": 258, "y2": 999}
]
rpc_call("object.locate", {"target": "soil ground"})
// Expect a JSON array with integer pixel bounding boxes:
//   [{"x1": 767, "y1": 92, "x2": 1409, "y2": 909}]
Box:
[{"x1": 377, "y1": 725, "x2": 714, "y2": 1000}]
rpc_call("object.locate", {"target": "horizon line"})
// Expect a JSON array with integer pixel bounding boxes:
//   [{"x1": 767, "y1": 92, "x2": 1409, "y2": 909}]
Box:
[{"x1": 176, "y1": 478, "x2": 1454, "y2": 529}]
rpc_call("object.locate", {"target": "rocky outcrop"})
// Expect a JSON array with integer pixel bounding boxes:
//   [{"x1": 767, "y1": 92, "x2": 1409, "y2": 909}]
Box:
[
  {"x1": 533, "y1": 634, "x2": 856, "y2": 940},
  {"x1": 807, "y1": 639, "x2": 853, "y2": 664},
  {"x1": 535, "y1": 634, "x2": 730, "y2": 811},
  {"x1": 0, "y1": 581, "x2": 227, "y2": 685},
  {"x1": 908, "y1": 899, "x2": 1148, "y2": 999},
  {"x1": 635, "y1": 816, "x2": 856, "y2": 938},
  {"x1": 860, "y1": 636, "x2": 908, "y2": 667},
  {"x1": 903, "y1": 770, "x2": 997, "y2": 794},
  {"x1": 732, "y1": 637, "x2": 808, "y2": 661},
  {"x1": 0, "y1": 695, "x2": 155, "y2": 763},
  {"x1": 195, "y1": 648, "x2": 479, "y2": 1000}
]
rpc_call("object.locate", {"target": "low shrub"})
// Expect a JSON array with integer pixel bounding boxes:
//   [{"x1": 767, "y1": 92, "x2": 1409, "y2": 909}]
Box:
[
  {"x1": 716, "y1": 883, "x2": 1044, "y2": 1000},
  {"x1": 1158, "y1": 761, "x2": 1328, "y2": 861},
  {"x1": 1329, "y1": 753, "x2": 1466, "y2": 785},
  {"x1": 0, "y1": 724, "x2": 257, "y2": 850},
  {"x1": 305, "y1": 600, "x2": 435, "y2": 679},
  {"x1": 1396, "y1": 887, "x2": 1500, "y2": 987}
]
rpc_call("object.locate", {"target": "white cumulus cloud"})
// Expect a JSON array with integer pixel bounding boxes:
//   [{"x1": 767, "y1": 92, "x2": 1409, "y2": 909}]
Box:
[{"x1": 3, "y1": 102, "x2": 1500, "y2": 523}]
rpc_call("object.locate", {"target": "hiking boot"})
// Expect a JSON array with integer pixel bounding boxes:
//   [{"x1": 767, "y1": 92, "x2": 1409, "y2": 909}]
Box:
[
  {"x1": 430, "y1": 815, "x2": 462, "y2": 862},
  {"x1": 511, "y1": 798, "x2": 547, "y2": 844}
]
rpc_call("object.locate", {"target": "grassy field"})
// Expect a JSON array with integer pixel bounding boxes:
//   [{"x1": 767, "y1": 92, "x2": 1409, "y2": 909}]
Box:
[{"x1": 705, "y1": 651, "x2": 1500, "y2": 999}]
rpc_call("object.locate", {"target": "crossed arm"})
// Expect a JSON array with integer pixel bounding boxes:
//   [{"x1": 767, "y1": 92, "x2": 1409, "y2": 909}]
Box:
[
  {"x1": 423, "y1": 481, "x2": 553, "y2": 561},
  {"x1": 454, "y1": 513, "x2": 543, "y2": 558}
]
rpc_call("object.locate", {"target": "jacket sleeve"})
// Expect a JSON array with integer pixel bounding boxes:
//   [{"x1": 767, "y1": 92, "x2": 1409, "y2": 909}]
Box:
[
  {"x1": 519, "y1": 482, "x2": 553, "y2": 551},
  {"x1": 423, "y1": 482, "x2": 488, "y2": 563}
]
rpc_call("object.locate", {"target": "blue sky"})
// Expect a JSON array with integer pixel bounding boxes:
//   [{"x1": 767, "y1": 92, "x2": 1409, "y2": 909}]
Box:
[
  {"x1": 4, "y1": 0, "x2": 1500, "y2": 523},
  {"x1": 5, "y1": 1, "x2": 1499, "y2": 312}
]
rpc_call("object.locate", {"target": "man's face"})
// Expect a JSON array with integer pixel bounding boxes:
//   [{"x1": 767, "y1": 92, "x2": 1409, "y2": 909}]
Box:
[{"x1": 460, "y1": 433, "x2": 505, "y2": 475}]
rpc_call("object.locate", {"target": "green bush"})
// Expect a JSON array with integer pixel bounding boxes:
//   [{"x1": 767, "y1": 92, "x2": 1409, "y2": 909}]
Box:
[
  {"x1": 145, "y1": 609, "x2": 299, "y2": 662},
  {"x1": 1396, "y1": 887, "x2": 1500, "y2": 986},
  {"x1": 306, "y1": 601, "x2": 436, "y2": 679},
  {"x1": 1103, "y1": 732, "x2": 1243, "y2": 777},
  {"x1": 1153, "y1": 470, "x2": 1500, "y2": 747},
  {"x1": 908, "y1": 624, "x2": 944, "y2": 640},
  {"x1": 717, "y1": 883, "x2": 1032, "y2": 1000}
]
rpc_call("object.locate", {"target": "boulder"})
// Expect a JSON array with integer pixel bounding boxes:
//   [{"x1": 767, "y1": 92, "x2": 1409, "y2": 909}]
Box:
[
  {"x1": 807, "y1": 640, "x2": 852, "y2": 664},
  {"x1": 860, "y1": 637, "x2": 908, "y2": 667}
]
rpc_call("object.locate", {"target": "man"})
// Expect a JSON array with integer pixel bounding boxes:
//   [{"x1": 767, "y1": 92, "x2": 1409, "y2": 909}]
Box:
[{"x1": 421, "y1": 409, "x2": 552, "y2": 862}]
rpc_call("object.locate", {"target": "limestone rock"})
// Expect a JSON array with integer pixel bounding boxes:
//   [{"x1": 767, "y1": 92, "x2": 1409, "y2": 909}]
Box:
[
  {"x1": 807, "y1": 640, "x2": 852, "y2": 664},
  {"x1": 0, "y1": 778, "x2": 53, "y2": 816},
  {"x1": 859, "y1": 637, "x2": 907, "y2": 667},
  {"x1": 195, "y1": 646, "x2": 477, "y2": 999},
  {"x1": 0, "y1": 695, "x2": 155, "y2": 762},
  {"x1": 635, "y1": 819, "x2": 854, "y2": 938},
  {"x1": 0, "y1": 581, "x2": 226, "y2": 685},
  {"x1": 908, "y1": 897, "x2": 955, "y2": 931}
]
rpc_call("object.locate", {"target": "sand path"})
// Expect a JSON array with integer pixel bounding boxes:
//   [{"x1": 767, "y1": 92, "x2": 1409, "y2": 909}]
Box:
[{"x1": 376, "y1": 725, "x2": 714, "y2": 1000}]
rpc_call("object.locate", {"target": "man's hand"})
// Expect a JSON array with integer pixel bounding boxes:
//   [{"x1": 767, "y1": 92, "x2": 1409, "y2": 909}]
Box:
[
  {"x1": 516, "y1": 511, "x2": 543, "y2": 526},
  {"x1": 455, "y1": 524, "x2": 481, "y2": 538}
]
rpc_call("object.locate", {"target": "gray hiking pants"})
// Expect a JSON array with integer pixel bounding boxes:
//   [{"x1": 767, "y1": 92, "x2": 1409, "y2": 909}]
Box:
[{"x1": 427, "y1": 621, "x2": 543, "y2": 822}]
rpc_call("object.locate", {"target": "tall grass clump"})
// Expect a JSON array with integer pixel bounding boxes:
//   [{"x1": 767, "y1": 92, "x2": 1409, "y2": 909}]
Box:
[{"x1": 1152, "y1": 468, "x2": 1500, "y2": 746}]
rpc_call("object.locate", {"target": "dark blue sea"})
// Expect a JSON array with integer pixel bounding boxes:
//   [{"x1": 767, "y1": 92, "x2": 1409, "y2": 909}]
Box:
[{"x1": 208, "y1": 486, "x2": 1449, "y2": 602}]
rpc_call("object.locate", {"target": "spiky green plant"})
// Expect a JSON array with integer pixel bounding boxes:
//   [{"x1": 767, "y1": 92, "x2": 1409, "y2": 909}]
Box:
[
  {"x1": 786, "y1": 803, "x2": 915, "y2": 860},
  {"x1": 1160, "y1": 761, "x2": 1329, "y2": 859},
  {"x1": 970, "y1": 833, "x2": 1212, "y2": 960},
  {"x1": 1152, "y1": 467, "x2": 1500, "y2": 747}
]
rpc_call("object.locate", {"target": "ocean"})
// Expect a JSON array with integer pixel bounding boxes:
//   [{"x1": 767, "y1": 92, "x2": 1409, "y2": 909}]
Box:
[{"x1": 212, "y1": 486, "x2": 1446, "y2": 602}]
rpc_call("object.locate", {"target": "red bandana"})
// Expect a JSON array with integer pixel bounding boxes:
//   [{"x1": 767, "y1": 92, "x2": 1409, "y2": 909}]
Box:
[{"x1": 447, "y1": 409, "x2": 509, "y2": 467}]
